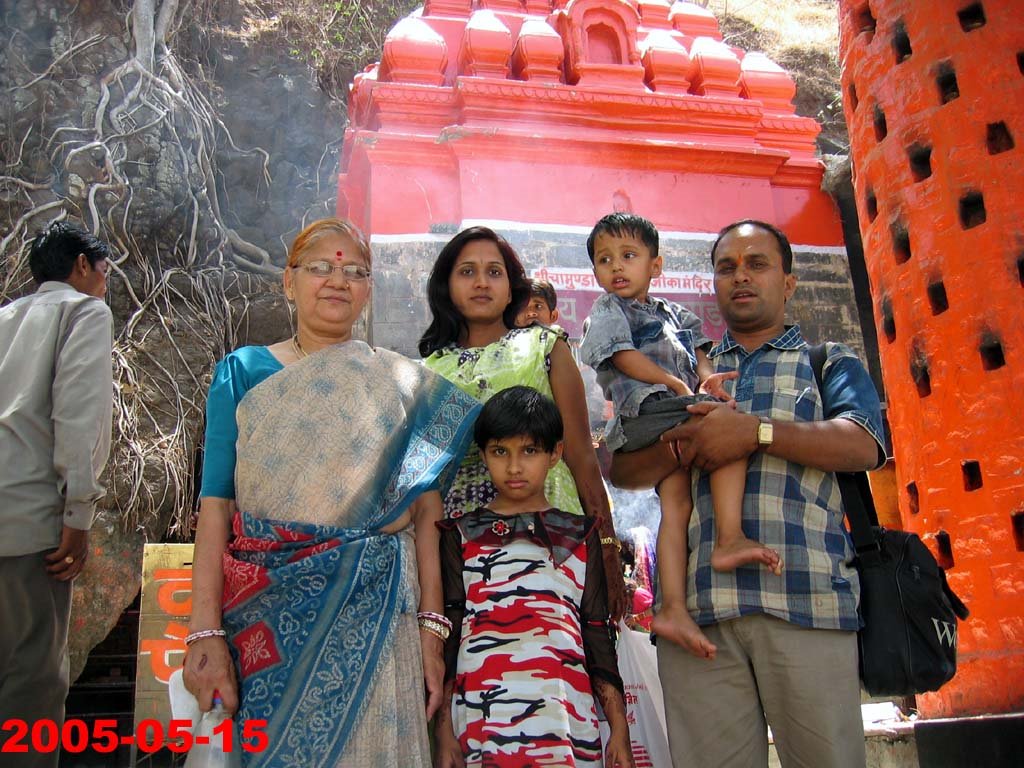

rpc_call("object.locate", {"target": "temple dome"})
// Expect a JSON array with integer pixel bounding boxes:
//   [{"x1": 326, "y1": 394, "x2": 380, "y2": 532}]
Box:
[{"x1": 381, "y1": 16, "x2": 448, "y2": 86}]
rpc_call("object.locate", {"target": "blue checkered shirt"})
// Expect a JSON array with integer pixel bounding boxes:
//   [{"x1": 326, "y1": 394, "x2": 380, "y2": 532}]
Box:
[
  {"x1": 687, "y1": 326, "x2": 885, "y2": 631},
  {"x1": 580, "y1": 293, "x2": 710, "y2": 451}
]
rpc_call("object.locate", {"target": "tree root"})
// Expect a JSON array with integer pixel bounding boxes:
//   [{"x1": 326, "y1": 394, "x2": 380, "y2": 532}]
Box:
[{"x1": 1, "y1": 0, "x2": 285, "y2": 535}]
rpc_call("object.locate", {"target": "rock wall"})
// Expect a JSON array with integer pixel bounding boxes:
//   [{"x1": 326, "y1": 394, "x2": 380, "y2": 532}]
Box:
[{"x1": 1, "y1": 0, "x2": 329, "y2": 678}]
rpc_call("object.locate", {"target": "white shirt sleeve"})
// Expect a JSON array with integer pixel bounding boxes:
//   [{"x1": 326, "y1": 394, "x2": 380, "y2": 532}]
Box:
[{"x1": 51, "y1": 299, "x2": 113, "y2": 529}]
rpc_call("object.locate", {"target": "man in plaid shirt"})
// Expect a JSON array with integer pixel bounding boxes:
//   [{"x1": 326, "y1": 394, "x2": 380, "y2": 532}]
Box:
[{"x1": 611, "y1": 220, "x2": 885, "y2": 768}]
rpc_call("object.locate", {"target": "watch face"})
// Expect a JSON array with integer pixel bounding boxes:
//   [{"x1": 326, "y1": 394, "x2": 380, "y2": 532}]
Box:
[{"x1": 758, "y1": 422, "x2": 773, "y2": 445}]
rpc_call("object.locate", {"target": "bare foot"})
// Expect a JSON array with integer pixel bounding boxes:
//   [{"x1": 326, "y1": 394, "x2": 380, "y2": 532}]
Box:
[
  {"x1": 711, "y1": 537, "x2": 783, "y2": 575},
  {"x1": 653, "y1": 604, "x2": 717, "y2": 660}
]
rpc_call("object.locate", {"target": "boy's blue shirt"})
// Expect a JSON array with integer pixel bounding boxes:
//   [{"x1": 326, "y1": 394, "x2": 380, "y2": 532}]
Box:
[{"x1": 579, "y1": 292, "x2": 710, "y2": 450}]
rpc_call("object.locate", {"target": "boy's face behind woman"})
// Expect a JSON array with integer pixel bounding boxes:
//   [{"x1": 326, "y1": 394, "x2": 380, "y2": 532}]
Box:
[
  {"x1": 515, "y1": 296, "x2": 558, "y2": 327},
  {"x1": 481, "y1": 435, "x2": 562, "y2": 512},
  {"x1": 591, "y1": 231, "x2": 662, "y2": 303}
]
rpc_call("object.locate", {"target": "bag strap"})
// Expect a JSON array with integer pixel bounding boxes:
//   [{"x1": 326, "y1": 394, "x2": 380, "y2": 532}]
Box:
[
  {"x1": 809, "y1": 344, "x2": 969, "y2": 617},
  {"x1": 940, "y1": 568, "x2": 971, "y2": 620},
  {"x1": 807, "y1": 343, "x2": 881, "y2": 566}
]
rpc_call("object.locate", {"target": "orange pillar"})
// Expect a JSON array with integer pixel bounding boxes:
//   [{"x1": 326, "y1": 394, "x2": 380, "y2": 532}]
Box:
[{"x1": 839, "y1": 0, "x2": 1024, "y2": 717}]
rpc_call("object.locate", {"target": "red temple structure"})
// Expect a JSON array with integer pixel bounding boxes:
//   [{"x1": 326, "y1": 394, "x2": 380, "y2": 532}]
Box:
[
  {"x1": 337, "y1": 1, "x2": 860, "y2": 360},
  {"x1": 840, "y1": 0, "x2": 1024, "y2": 717},
  {"x1": 338, "y1": 0, "x2": 840, "y2": 244}
]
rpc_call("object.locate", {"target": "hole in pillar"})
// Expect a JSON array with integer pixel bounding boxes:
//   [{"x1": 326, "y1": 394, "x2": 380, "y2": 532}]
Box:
[
  {"x1": 865, "y1": 188, "x2": 878, "y2": 222},
  {"x1": 959, "y1": 191, "x2": 986, "y2": 229},
  {"x1": 935, "y1": 530, "x2": 955, "y2": 569},
  {"x1": 979, "y1": 331, "x2": 1005, "y2": 370},
  {"x1": 910, "y1": 341, "x2": 931, "y2": 397},
  {"x1": 586, "y1": 23, "x2": 622, "y2": 65},
  {"x1": 907, "y1": 143, "x2": 933, "y2": 181},
  {"x1": 880, "y1": 296, "x2": 896, "y2": 342},
  {"x1": 927, "y1": 280, "x2": 949, "y2": 314},
  {"x1": 961, "y1": 460, "x2": 983, "y2": 491},
  {"x1": 854, "y1": 4, "x2": 876, "y2": 39},
  {"x1": 873, "y1": 105, "x2": 887, "y2": 140},
  {"x1": 1018, "y1": 52, "x2": 1024, "y2": 76},
  {"x1": 1012, "y1": 511, "x2": 1024, "y2": 552},
  {"x1": 892, "y1": 20, "x2": 912, "y2": 64},
  {"x1": 891, "y1": 221, "x2": 911, "y2": 263},
  {"x1": 986, "y1": 122, "x2": 1015, "y2": 154},
  {"x1": 1018, "y1": 254, "x2": 1024, "y2": 286},
  {"x1": 936, "y1": 61, "x2": 960, "y2": 104},
  {"x1": 907, "y1": 482, "x2": 920, "y2": 515},
  {"x1": 849, "y1": 82, "x2": 859, "y2": 112},
  {"x1": 957, "y1": 3, "x2": 986, "y2": 31}
]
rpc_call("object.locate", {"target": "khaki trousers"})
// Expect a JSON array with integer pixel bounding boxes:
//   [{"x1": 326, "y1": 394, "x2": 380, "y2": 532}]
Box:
[
  {"x1": 0, "y1": 552, "x2": 73, "y2": 768},
  {"x1": 657, "y1": 613, "x2": 865, "y2": 768}
]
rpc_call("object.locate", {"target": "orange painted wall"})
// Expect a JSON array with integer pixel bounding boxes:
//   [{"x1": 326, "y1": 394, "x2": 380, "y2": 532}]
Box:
[{"x1": 839, "y1": 0, "x2": 1024, "y2": 717}]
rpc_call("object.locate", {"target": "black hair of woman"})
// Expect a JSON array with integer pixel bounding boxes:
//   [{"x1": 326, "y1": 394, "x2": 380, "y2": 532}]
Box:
[{"x1": 418, "y1": 226, "x2": 531, "y2": 358}]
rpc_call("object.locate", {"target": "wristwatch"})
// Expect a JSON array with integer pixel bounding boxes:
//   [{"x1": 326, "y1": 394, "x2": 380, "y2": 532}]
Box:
[{"x1": 756, "y1": 416, "x2": 774, "y2": 450}]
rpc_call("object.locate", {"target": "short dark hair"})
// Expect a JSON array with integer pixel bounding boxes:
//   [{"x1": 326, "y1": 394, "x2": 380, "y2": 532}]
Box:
[
  {"x1": 710, "y1": 219, "x2": 794, "y2": 274},
  {"x1": 28, "y1": 220, "x2": 110, "y2": 284},
  {"x1": 473, "y1": 386, "x2": 563, "y2": 452},
  {"x1": 528, "y1": 278, "x2": 558, "y2": 311},
  {"x1": 418, "y1": 227, "x2": 531, "y2": 358},
  {"x1": 586, "y1": 213, "x2": 659, "y2": 262}
]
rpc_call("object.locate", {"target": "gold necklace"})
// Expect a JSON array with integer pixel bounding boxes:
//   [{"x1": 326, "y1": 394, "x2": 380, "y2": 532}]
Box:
[{"x1": 291, "y1": 333, "x2": 308, "y2": 360}]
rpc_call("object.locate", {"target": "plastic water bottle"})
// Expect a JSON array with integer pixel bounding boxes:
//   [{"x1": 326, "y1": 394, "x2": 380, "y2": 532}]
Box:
[{"x1": 184, "y1": 695, "x2": 241, "y2": 768}]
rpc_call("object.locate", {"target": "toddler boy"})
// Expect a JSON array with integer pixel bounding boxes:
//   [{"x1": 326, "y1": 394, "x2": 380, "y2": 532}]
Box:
[{"x1": 580, "y1": 213, "x2": 781, "y2": 658}]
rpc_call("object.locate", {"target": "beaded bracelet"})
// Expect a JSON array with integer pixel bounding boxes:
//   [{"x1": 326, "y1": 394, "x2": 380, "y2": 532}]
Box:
[
  {"x1": 417, "y1": 617, "x2": 450, "y2": 641},
  {"x1": 185, "y1": 628, "x2": 227, "y2": 646},
  {"x1": 416, "y1": 611, "x2": 453, "y2": 633},
  {"x1": 600, "y1": 536, "x2": 622, "y2": 552}
]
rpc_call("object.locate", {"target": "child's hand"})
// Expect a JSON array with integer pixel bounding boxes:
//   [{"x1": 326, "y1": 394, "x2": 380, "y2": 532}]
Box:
[
  {"x1": 666, "y1": 376, "x2": 694, "y2": 397},
  {"x1": 604, "y1": 729, "x2": 635, "y2": 768},
  {"x1": 699, "y1": 370, "x2": 739, "y2": 401},
  {"x1": 434, "y1": 729, "x2": 466, "y2": 768}
]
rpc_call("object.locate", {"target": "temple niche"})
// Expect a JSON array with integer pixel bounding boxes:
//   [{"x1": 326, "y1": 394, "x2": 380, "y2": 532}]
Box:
[{"x1": 337, "y1": 1, "x2": 862, "y2": 358}]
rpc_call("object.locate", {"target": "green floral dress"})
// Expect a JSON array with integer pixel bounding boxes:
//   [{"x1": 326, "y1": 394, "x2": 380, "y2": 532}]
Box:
[{"x1": 424, "y1": 325, "x2": 584, "y2": 519}]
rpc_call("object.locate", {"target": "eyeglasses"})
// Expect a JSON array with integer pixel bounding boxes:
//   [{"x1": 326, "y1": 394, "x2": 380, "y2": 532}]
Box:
[{"x1": 291, "y1": 261, "x2": 371, "y2": 281}]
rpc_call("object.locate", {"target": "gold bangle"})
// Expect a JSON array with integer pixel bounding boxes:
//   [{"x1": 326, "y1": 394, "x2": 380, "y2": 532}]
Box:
[
  {"x1": 600, "y1": 537, "x2": 621, "y2": 552},
  {"x1": 418, "y1": 617, "x2": 450, "y2": 641},
  {"x1": 417, "y1": 626, "x2": 446, "y2": 643}
]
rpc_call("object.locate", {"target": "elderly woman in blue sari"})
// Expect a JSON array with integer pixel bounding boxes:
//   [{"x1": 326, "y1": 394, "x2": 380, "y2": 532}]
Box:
[{"x1": 183, "y1": 218, "x2": 479, "y2": 767}]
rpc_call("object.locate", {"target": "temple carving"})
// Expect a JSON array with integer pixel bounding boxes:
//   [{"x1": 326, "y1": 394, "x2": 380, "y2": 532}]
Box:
[{"x1": 338, "y1": 0, "x2": 838, "y2": 244}]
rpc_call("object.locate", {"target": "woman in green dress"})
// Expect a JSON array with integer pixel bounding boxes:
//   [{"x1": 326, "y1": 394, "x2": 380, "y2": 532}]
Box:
[{"x1": 419, "y1": 226, "x2": 626, "y2": 619}]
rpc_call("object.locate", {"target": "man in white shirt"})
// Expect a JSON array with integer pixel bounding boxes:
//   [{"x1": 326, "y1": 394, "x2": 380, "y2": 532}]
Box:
[{"x1": 0, "y1": 221, "x2": 113, "y2": 767}]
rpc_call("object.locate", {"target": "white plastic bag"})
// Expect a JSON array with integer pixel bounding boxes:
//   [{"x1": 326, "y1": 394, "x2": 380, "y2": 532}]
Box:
[
  {"x1": 600, "y1": 623, "x2": 672, "y2": 768},
  {"x1": 184, "y1": 696, "x2": 241, "y2": 768},
  {"x1": 169, "y1": 669, "x2": 241, "y2": 767},
  {"x1": 168, "y1": 668, "x2": 201, "y2": 729}
]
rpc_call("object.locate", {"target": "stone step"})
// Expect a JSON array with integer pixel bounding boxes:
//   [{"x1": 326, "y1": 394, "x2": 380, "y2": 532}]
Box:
[{"x1": 766, "y1": 707, "x2": 1024, "y2": 768}]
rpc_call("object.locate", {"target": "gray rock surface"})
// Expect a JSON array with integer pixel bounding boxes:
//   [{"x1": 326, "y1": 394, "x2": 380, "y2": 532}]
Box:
[{"x1": 1, "y1": 0, "x2": 329, "y2": 679}]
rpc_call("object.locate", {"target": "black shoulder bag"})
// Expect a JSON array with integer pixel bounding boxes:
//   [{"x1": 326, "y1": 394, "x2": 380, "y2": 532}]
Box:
[{"x1": 808, "y1": 343, "x2": 969, "y2": 696}]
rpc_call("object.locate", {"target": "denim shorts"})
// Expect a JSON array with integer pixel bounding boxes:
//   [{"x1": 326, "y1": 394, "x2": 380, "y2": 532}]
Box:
[{"x1": 618, "y1": 392, "x2": 718, "y2": 453}]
